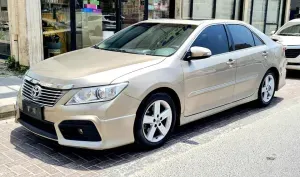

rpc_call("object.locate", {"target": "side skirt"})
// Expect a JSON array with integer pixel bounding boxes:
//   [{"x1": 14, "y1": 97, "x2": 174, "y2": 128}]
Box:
[{"x1": 180, "y1": 91, "x2": 258, "y2": 126}]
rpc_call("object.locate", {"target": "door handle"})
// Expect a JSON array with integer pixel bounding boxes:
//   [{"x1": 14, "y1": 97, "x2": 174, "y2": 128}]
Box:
[{"x1": 226, "y1": 59, "x2": 235, "y2": 65}]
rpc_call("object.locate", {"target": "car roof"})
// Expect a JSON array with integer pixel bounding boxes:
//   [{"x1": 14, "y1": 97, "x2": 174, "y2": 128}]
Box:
[
  {"x1": 288, "y1": 18, "x2": 300, "y2": 23},
  {"x1": 143, "y1": 19, "x2": 245, "y2": 26}
]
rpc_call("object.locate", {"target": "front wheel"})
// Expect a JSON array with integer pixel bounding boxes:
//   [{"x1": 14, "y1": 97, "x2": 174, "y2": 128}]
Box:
[
  {"x1": 257, "y1": 71, "x2": 276, "y2": 107},
  {"x1": 134, "y1": 93, "x2": 176, "y2": 149}
]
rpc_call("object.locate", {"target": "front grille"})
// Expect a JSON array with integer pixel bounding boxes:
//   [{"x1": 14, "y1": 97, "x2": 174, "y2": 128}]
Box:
[
  {"x1": 285, "y1": 49, "x2": 300, "y2": 58},
  {"x1": 22, "y1": 80, "x2": 64, "y2": 107}
]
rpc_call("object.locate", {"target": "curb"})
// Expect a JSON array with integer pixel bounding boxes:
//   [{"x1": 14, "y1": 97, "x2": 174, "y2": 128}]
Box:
[{"x1": 0, "y1": 98, "x2": 16, "y2": 120}]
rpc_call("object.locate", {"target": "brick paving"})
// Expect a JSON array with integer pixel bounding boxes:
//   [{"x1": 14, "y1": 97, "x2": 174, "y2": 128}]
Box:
[{"x1": 0, "y1": 74, "x2": 299, "y2": 177}]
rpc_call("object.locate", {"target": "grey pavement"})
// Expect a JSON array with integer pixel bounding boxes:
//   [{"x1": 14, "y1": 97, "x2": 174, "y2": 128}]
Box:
[
  {"x1": 0, "y1": 71, "x2": 300, "y2": 176},
  {"x1": 0, "y1": 76, "x2": 22, "y2": 99},
  {"x1": 0, "y1": 76, "x2": 22, "y2": 119}
]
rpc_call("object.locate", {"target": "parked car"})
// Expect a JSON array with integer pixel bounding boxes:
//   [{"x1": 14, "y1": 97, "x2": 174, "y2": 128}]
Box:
[
  {"x1": 271, "y1": 19, "x2": 300, "y2": 70},
  {"x1": 16, "y1": 19, "x2": 286, "y2": 150}
]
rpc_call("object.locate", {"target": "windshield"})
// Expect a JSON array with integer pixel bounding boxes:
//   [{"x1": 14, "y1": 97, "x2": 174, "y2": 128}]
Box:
[
  {"x1": 96, "y1": 23, "x2": 197, "y2": 57},
  {"x1": 278, "y1": 24, "x2": 300, "y2": 36}
]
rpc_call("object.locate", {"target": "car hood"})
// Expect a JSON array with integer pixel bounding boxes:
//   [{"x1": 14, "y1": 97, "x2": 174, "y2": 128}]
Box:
[
  {"x1": 272, "y1": 35, "x2": 300, "y2": 46},
  {"x1": 27, "y1": 48, "x2": 165, "y2": 88}
]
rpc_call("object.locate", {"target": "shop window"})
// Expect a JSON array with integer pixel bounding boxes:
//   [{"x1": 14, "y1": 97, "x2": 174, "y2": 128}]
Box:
[
  {"x1": 41, "y1": 0, "x2": 71, "y2": 59},
  {"x1": 148, "y1": 0, "x2": 170, "y2": 19},
  {"x1": 121, "y1": 0, "x2": 143, "y2": 29},
  {"x1": 75, "y1": 0, "x2": 117, "y2": 50},
  {"x1": 0, "y1": 0, "x2": 10, "y2": 59}
]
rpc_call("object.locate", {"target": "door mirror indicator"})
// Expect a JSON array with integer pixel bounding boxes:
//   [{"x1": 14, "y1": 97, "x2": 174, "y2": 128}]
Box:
[{"x1": 185, "y1": 47, "x2": 212, "y2": 61}]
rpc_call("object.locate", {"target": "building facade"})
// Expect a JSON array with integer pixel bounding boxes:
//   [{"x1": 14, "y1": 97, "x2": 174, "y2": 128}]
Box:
[{"x1": 2, "y1": 0, "x2": 296, "y2": 66}]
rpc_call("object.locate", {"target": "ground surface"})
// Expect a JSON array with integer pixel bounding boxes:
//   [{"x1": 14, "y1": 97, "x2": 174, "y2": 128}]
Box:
[{"x1": 0, "y1": 71, "x2": 300, "y2": 177}]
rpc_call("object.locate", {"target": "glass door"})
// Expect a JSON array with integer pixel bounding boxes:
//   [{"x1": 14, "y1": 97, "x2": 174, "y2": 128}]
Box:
[
  {"x1": 148, "y1": 0, "x2": 170, "y2": 19},
  {"x1": 121, "y1": 0, "x2": 143, "y2": 29},
  {"x1": 75, "y1": 0, "x2": 117, "y2": 49},
  {"x1": 251, "y1": 0, "x2": 267, "y2": 32},
  {"x1": 0, "y1": 0, "x2": 10, "y2": 58},
  {"x1": 41, "y1": 0, "x2": 71, "y2": 59},
  {"x1": 265, "y1": 0, "x2": 282, "y2": 34}
]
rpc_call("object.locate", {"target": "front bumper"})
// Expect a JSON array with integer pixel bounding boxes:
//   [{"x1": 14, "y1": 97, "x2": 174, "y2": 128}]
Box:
[
  {"x1": 285, "y1": 46, "x2": 300, "y2": 70},
  {"x1": 16, "y1": 91, "x2": 141, "y2": 150},
  {"x1": 286, "y1": 57, "x2": 300, "y2": 70}
]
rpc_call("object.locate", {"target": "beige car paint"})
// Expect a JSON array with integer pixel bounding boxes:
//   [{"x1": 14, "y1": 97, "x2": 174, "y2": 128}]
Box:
[{"x1": 16, "y1": 19, "x2": 286, "y2": 150}]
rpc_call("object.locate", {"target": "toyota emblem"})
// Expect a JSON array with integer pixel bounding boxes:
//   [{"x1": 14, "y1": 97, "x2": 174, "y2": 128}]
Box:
[{"x1": 31, "y1": 85, "x2": 42, "y2": 99}]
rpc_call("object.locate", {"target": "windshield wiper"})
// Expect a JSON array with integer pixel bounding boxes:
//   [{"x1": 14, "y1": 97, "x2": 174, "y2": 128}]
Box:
[{"x1": 92, "y1": 45, "x2": 100, "y2": 49}]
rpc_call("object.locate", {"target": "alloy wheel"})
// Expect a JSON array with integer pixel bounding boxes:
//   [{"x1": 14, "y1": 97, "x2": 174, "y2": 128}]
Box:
[
  {"x1": 142, "y1": 100, "x2": 172, "y2": 143},
  {"x1": 261, "y1": 74, "x2": 275, "y2": 103}
]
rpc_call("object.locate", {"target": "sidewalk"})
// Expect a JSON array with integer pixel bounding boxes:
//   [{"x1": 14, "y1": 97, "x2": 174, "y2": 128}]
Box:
[{"x1": 0, "y1": 60, "x2": 22, "y2": 120}]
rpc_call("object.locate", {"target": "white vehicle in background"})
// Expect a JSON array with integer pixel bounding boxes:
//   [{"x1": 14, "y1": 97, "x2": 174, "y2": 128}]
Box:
[{"x1": 271, "y1": 19, "x2": 300, "y2": 70}]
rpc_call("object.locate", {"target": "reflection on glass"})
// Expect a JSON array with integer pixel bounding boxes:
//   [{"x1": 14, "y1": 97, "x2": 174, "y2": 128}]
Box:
[
  {"x1": 121, "y1": 0, "x2": 143, "y2": 29},
  {"x1": 41, "y1": 0, "x2": 71, "y2": 59},
  {"x1": 76, "y1": 0, "x2": 116, "y2": 49},
  {"x1": 148, "y1": 0, "x2": 169, "y2": 19},
  {"x1": 0, "y1": 0, "x2": 10, "y2": 58},
  {"x1": 97, "y1": 23, "x2": 196, "y2": 57}
]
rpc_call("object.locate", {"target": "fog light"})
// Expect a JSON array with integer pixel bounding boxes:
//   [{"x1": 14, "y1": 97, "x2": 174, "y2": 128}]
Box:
[{"x1": 78, "y1": 129, "x2": 84, "y2": 135}]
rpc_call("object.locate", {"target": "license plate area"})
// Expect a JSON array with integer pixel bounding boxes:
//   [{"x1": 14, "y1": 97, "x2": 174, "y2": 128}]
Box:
[{"x1": 22, "y1": 100, "x2": 44, "y2": 120}]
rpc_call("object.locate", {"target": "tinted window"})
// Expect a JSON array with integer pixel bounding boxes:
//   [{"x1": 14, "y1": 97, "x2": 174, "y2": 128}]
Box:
[
  {"x1": 278, "y1": 25, "x2": 300, "y2": 36},
  {"x1": 228, "y1": 25, "x2": 255, "y2": 50},
  {"x1": 192, "y1": 25, "x2": 229, "y2": 55},
  {"x1": 252, "y1": 33, "x2": 264, "y2": 46}
]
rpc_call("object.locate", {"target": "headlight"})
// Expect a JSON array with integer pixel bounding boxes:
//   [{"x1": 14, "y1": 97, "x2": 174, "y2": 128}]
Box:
[{"x1": 66, "y1": 82, "x2": 128, "y2": 105}]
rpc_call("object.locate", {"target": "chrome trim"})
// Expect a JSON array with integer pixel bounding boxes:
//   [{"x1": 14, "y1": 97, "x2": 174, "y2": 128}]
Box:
[
  {"x1": 188, "y1": 80, "x2": 235, "y2": 97},
  {"x1": 22, "y1": 79, "x2": 66, "y2": 107},
  {"x1": 24, "y1": 75, "x2": 74, "y2": 90}
]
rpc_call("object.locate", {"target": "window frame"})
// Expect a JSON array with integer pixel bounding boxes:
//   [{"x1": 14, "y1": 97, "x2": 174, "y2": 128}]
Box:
[
  {"x1": 225, "y1": 24, "x2": 266, "y2": 51},
  {"x1": 252, "y1": 32, "x2": 265, "y2": 46},
  {"x1": 189, "y1": 24, "x2": 232, "y2": 57}
]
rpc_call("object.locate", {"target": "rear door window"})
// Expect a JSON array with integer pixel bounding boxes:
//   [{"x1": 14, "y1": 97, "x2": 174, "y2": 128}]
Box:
[{"x1": 227, "y1": 25, "x2": 255, "y2": 50}]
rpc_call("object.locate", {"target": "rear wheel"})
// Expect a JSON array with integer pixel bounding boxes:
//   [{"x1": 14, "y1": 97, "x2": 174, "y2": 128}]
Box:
[
  {"x1": 257, "y1": 71, "x2": 276, "y2": 107},
  {"x1": 134, "y1": 93, "x2": 176, "y2": 149}
]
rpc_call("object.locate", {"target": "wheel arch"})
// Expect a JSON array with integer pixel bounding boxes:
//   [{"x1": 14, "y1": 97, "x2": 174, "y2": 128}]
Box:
[
  {"x1": 268, "y1": 67, "x2": 280, "y2": 91},
  {"x1": 138, "y1": 87, "x2": 182, "y2": 127}
]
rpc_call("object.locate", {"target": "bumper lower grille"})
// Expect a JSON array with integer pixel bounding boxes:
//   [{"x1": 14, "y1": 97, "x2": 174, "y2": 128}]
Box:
[
  {"x1": 22, "y1": 80, "x2": 64, "y2": 107},
  {"x1": 19, "y1": 112, "x2": 57, "y2": 140},
  {"x1": 59, "y1": 120, "x2": 102, "y2": 142},
  {"x1": 285, "y1": 49, "x2": 300, "y2": 58}
]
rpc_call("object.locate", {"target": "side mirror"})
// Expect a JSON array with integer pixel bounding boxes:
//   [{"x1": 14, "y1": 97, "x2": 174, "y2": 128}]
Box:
[
  {"x1": 185, "y1": 47, "x2": 212, "y2": 61},
  {"x1": 270, "y1": 31, "x2": 276, "y2": 35}
]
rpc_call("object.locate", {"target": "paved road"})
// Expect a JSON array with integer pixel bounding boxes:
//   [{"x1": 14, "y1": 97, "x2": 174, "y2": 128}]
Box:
[{"x1": 0, "y1": 71, "x2": 300, "y2": 177}]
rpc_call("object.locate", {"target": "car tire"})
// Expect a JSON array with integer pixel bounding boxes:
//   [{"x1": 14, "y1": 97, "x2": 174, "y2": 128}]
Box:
[
  {"x1": 134, "y1": 93, "x2": 177, "y2": 149},
  {"x1": 257, "y1": 71, "x2": 276, "y2": 107}
]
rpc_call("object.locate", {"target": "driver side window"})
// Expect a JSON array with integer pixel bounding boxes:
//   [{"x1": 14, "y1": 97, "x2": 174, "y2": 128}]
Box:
[{"x1": 191, "y1": 25, "x2": 230, "y2": 55}]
